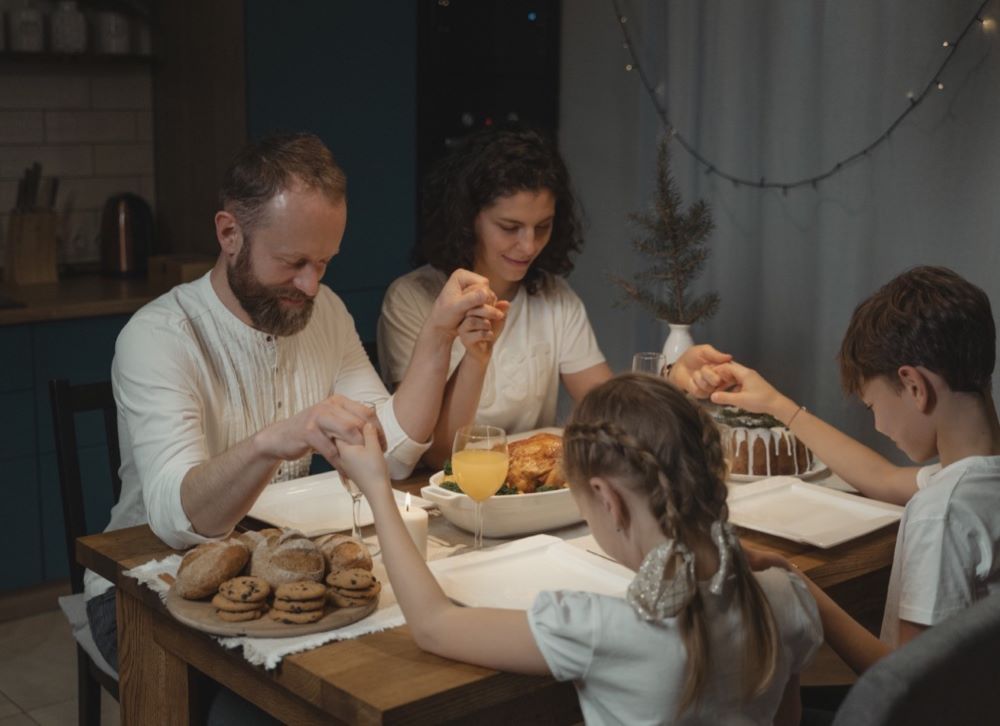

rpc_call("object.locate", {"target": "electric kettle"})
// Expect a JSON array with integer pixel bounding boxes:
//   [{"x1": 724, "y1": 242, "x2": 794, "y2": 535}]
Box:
[{"x1": 100, "y1": 193, "x2": 153, "y2": 277}]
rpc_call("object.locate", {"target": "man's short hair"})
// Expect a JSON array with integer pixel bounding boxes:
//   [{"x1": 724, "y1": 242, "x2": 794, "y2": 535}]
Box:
[
  {"x1": 219, "y1": 132, "x2": 347, "y2": 234},
  {"x1": 839, "y1": 266, "x2": 996, "y2": 395}
]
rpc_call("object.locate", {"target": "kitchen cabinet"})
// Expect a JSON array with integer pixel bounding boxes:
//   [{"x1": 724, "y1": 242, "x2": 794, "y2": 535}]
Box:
[{"x1": 0, "y1": 314, "x2": 129, "y2": 590}]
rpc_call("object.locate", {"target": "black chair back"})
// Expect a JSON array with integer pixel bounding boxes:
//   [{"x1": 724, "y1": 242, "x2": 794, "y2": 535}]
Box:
[
  {"x1": 832, "y1": 591, "x2": 1000, "y2": 726},
  {"x1": 49, "y1": 379, "x2": 121, "y2": 594}
]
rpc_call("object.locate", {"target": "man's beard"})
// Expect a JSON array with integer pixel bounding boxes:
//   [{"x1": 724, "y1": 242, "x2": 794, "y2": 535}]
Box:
[{"x1": 227, "y1": 240, "x2": 315, "y2": 337}]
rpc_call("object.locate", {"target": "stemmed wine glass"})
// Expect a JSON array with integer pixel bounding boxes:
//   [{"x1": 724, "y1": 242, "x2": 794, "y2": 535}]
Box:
[
  {"x1": 452, "y1": 424, "x2": 509, "y2": 550},
  {"x1": 632, "y1": 352, "x2": 667, "y2": 376},
  {"x1": 339, "y1": 401, "x2": 379, "y2": 553}
]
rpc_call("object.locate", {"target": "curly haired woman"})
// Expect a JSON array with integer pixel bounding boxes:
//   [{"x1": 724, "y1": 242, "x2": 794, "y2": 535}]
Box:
[{"x1": 378, "y1": 125, "x2": 729, "y2": 467}]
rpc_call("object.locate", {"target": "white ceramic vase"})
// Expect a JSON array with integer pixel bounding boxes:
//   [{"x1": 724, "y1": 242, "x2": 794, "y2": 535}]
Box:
[{"x1": 662, "y1": 323, "x2": 694, "y2": 365}]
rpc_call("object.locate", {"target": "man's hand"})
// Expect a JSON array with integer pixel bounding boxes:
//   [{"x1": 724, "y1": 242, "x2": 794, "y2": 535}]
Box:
[
  {"x1": 667, "y1": 344, "x2": 733, "y2": 398},
  {"x1": 253, "y1": 394, "x2": 385, "y2": 466},
  {"x1": 457, "y1": 300, "x2": 511, "y2": 363},
  {"x1": 709, "y1": 362, "x2": 798, "y2": 422},
  {"x1": 427, "y1": 268, "x2": 504, "y2": 339}
]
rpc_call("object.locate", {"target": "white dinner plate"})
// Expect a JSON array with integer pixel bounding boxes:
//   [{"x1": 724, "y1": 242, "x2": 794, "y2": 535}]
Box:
[
  {"x1": 248, "y1": 470, "x2": 432, "y2": 537},
  {"x1": 726, "y1": 476, "x2": 902, "y2": 548},
  {"x1": 428, "y1": 534, "x2": 633, "y2": 609},
  {"x1": 728, "y1": 458, "x2": 830, "y2": 484}
]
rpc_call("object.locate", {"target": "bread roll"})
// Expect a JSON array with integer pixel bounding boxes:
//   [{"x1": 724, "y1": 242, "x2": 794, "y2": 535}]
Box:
[
  {"x1": 314, "y1": 533, "x2": 373, "y2": 572},
  {"x1": 251, "y1": 531, "x2": 325, "y2": 586},
  {"x1": 175, "y1": 541, "x2": 249, "y2": 600}
]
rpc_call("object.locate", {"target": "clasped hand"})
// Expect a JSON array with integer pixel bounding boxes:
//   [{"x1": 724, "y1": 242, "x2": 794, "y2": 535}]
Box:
[{"x1": 256, "y1": 394, "x2": 386, "y2": 468}]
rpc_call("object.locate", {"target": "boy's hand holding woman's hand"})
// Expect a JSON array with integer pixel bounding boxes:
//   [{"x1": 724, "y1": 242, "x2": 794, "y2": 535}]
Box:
[{"x1": 709, "y1": 362, "x2": 802, "y2": 426}]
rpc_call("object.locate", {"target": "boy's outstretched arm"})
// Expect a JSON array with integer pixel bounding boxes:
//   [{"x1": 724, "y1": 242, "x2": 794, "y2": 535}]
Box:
[
  {"x1": 712, "y1": 362, "x2": 919, "y2": 505},
  {"x1": 331, "y1": 425, "x2": 551, "y2": 676}
]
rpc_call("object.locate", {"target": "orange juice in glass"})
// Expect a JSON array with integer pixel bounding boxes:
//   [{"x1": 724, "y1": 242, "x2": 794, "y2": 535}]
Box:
[{"x1": 452, "y1": 425, "x2": 509, "y2": 549}]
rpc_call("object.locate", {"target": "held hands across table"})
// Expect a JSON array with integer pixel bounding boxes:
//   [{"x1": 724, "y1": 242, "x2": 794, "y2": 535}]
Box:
[
  {"x1": 669, "y1": 344, "x2": 734, "y2": 398},
  {"x1": 255, "y1": 394, "x2": 386, "y2": 467},
  {"x1": 331, "y1": 423, "x2": 392, "y2": 499},
  {"x1": 428, "y1": 269, "x2": 506, "y2": 342},
  {"x1": 709, "y1": 361, "x2": 800, "y2": 424}
]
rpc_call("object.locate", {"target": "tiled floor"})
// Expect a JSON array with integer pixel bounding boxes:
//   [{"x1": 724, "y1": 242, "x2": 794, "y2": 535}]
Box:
[{"x1": 0, "y1": 610, "x2": 119, "y2": 726}]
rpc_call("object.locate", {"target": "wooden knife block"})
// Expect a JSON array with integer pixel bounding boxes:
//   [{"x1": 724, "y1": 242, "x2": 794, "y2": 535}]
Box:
[{"x1": 5, "y1": 210, "x2": 58, "y2": 285}]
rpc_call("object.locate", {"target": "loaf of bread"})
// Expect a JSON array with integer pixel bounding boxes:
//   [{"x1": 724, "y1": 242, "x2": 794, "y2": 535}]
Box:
[
  {"x1": 250, "y1": 530, "x2": 325, "y2": 586},
  {"x1": 314, "y1": 533, "x2": 373, "y2": 572},
  {"x1": 175, "y1": 540, "x2": 250, "y2": 600}
]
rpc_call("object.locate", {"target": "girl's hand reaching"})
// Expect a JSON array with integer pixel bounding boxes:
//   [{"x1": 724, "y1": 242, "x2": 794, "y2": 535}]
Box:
[{"x1": 331, "y1": 423, "x2": 392, "y2": 500}]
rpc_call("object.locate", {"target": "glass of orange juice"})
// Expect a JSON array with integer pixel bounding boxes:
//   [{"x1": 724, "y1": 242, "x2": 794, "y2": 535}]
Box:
[{"x1": 452, "y1": 424, "x2": 509, "y2": 549}]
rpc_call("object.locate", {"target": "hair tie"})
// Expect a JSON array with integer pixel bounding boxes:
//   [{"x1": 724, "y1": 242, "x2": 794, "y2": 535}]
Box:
[
  {"x1": 627, "y1": 540, "x2": 696, "y2": 620},
  {"x1": 708, "y1": 520, "x2": 738, "y2": 596},
  {"x1": 627, "y1": 520, "x2": 738, "y2": 620}
]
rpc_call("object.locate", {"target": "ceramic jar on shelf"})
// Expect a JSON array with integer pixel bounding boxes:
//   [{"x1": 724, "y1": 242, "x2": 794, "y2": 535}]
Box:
[{"x1": 51, "y1": 1, "x2": 87, "y2": 54}]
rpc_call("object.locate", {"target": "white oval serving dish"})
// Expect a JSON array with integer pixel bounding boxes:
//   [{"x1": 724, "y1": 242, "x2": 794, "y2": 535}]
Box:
[{"x1": 421, "y1": 471, "x2": 583, "y2": 538}]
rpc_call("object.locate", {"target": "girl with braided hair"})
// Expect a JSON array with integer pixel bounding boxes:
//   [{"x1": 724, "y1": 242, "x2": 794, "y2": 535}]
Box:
[{"x1": 331, "y1": 373, "x2": 821, "y2": 725}]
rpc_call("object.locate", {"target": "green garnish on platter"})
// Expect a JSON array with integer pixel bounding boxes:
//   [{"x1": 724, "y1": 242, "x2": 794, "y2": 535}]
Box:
[{"x1": 439, "y1": 479, "x2": 527, "y2": 496}]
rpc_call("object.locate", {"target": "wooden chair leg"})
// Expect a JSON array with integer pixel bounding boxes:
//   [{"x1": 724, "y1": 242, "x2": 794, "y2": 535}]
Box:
[{"x1": 77, "y1": 645, "x2": 102, "y2": 726}]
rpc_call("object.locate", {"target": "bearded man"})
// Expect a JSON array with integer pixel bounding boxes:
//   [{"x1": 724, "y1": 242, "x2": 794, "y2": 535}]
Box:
[{"x1": 83, "y1": 133, "x2": 503, "y2": 670}]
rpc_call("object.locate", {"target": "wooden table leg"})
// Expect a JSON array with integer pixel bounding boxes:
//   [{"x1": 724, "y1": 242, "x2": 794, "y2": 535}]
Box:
[{"x1": 116, "y1": 588, "x2": 194, "y2": 726}]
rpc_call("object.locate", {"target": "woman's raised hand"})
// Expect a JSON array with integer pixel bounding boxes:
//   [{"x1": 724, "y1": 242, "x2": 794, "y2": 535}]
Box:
[{"x1": 457, "y1": 299, "x2": 510, "y2": 362}]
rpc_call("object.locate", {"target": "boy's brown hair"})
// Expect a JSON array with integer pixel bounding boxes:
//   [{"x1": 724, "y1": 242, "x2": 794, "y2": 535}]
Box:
[{"x1": 839, "y1": 266, "x2": 996, "y2": 396}]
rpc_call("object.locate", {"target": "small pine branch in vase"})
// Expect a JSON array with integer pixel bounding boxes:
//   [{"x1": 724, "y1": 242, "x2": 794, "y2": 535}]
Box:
[{"x1": 611, "y1": 139, "x2": 720, "y2": 326}]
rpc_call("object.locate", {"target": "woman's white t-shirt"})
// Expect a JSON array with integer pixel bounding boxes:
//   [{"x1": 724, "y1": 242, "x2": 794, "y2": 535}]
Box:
[
  {"x1": 378, "y1": 265, "x2": 606, "y2": 433},
  {"x1": 527, "y1": 568, "x2": 822, "y2": 726}
]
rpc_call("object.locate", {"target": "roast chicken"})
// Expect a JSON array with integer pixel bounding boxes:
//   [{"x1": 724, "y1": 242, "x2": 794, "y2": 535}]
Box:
[{"x1": 507, "y1": 433, "x2": 566, "y2": 493}]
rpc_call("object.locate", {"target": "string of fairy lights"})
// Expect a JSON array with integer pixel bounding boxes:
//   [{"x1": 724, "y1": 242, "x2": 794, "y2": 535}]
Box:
[{"x1": 612, "y1": 0, "x2": 996, "y2": 192}]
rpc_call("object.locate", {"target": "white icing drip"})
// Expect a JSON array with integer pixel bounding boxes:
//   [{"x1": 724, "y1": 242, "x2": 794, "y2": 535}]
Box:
[{"x1": 723, "y1": 424, "x2": 810, "y2": 475}]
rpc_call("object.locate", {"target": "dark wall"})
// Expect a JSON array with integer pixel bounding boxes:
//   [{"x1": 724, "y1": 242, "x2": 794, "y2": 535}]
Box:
[{"x1": 244, "y1": 1, "x2": 417, "y2": 342}]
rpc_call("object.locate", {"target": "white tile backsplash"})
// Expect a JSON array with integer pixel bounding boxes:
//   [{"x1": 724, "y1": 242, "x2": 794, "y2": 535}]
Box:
[
  {"x1": 58, "y1": 176, "x2": 145, "y2": 211},
  {"x1": 45, "y1": 110, "x2": 137, "y2": 144},
  {"x1": 0, "y1": 68, "x2": 91, "y2": 110},
  {"x1": 136, "y1": 111, "x2": 153, "y2": 142},
  {"x1": 89, "y1": 68, "x2": 153, "y2": 110},
  {"x1": 0, "y1": 112, "x2": 45, "y2": 145},
  {"x1": 0, "y1": 62, "x2": 154, "y2": 264},
  {"x1": 0, "y1": 145, "x2": 93, "y2": 180},
  {"x1": 94, "y1": 143, "x2": 153, "y2": 176}
]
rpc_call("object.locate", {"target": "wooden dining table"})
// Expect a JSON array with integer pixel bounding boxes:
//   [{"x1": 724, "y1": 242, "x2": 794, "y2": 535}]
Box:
[{"x1": 77, "y1": 471, "x2": 898, "y2": 725}]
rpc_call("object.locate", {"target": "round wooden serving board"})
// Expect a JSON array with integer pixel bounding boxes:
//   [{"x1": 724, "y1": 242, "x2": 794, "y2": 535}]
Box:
[{"x1": 166, "y1": 587, "x2": 379, "y2": 638}]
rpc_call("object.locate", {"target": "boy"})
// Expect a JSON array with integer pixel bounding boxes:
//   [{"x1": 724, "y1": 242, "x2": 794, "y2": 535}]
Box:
[{"x1": 710, "y1": 265, "x2": 1000, "y2": 673}]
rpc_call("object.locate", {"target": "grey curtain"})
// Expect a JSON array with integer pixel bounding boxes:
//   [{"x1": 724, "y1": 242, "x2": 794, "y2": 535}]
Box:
[{"x1": 561, "y1": 0, "x2": 1000, "y2": 455}]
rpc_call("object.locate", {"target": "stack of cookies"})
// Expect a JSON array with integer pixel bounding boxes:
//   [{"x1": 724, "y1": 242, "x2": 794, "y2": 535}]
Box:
[
  {"x1": 212, "y1": 576, "x2": 271, "y2": 622},
  {"x1": 270, "y1": 581, "x2": 328, "y2": 624},
  {"x1": 326, "y1": 568, "x2": 382, "y2": 609}
]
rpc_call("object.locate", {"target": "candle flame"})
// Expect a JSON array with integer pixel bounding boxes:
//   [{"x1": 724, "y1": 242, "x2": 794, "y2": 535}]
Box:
[{"x1": 405, "y1": 492, "x2": 412, "y2": 511}]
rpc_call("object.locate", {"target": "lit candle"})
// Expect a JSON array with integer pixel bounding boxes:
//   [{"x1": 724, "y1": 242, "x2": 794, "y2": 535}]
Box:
[{"x1": 400, "y1": 492, "x2": 428, "y2": 560}]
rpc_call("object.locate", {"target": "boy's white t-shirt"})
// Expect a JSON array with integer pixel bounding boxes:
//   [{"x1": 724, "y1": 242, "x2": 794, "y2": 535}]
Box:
[
  {"x1": 378, "y1": 265, "x2": 606, "y2": 433},
  {"x1": 528, "y1": 568, "x2": 822, "y2": 726},
  {"x1": 880, "y1": 455, "x2": 1000, "y2": 646}
]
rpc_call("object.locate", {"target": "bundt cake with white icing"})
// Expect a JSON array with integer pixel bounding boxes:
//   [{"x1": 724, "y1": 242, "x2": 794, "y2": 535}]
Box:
[{"x1": 713, "y1": 407, "x2": 813, "y2": 477}]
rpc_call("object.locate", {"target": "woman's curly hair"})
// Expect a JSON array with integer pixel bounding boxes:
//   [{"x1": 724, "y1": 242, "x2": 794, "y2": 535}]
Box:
[{"x1": 414, "y1": 124, "x2": 583, "y2": 295}]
